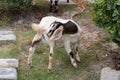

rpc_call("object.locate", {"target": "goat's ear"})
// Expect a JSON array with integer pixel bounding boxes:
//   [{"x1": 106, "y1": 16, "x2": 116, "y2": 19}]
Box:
[
  {"x1": 31, "y1": 23, "x2": 46, "y2": 33},
  {"x1": 49, "y1": 26, "x2": 63, "y2": 41},
  {"x1": 31, "y1": 23, "x2": 39, "y2": 32}
]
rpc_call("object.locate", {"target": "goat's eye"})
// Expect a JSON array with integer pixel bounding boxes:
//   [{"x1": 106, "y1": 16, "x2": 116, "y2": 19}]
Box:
[
  {"x1": 49, "y1": 30, "x2": 52, "y2": 33},
  {"x1": 50, "y1": 0, "x2": 52, "y2": 3},
  {"x1": 55, "y1": 1, "x2": 58, "y2": 5}
]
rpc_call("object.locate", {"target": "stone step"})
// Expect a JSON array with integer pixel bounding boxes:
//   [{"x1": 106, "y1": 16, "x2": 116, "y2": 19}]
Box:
[
  {"x1": 0, "y1": 68, "x2": 17, "y2": 80},
  {"x1": 86, "y1": 0, "x2": 95, "y2": 3},
  {"x1": 0, "y1": 59, "x2": 19, "y2": 69},
  {"x1": 101, "y1": 67, "x2": 120, "y2": 80},
  {"x1": 0, "y1": 31, "x2": 14, "y2": 35},
  {"x1": 0, "y1": 30, "x2": 16, "y2": 45}
]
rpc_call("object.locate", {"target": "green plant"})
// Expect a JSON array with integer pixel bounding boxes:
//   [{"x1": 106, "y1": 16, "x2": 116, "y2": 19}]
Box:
[
  {"x1": 1, "y1": 0, "x2": 32, "y2": 10},
  {"x1": 93, "y1": 0, "x2": 120, "y2": 46}
]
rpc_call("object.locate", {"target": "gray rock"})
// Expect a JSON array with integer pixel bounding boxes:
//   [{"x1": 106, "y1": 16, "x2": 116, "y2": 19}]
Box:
[
  {"x1": 0, "y1": 31, "x2": 14, "y2": 35},
  {"x1": 0, "y1": 68, "x2": 17, "y2": 80},
  {"x1": 86, "y1": 0, "x2": 95, "y2": 3},
  {"x1": 0, "y1": 59, "x2": 19, "y2": 69},
  {"x1": 17, "y1": 20, "x2": 24, "y2": 25},
  {"x1": 0, "y1": 31, "x2": 16, "y2": 45},
  {"x1": 0, "y1": 34, "x2": 16, "y2": 41},
  {"x1": 101, "y1": 67, "x2": 120, "y2": 80}
]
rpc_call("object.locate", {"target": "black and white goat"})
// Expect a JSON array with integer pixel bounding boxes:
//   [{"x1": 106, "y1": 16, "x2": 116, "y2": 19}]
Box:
[
  {"x1": 50, "y1": 0, "x2": 69, "y2": 12},
  {"x1": 28, "y1": 16, "x2": 83, "y2": 72}
]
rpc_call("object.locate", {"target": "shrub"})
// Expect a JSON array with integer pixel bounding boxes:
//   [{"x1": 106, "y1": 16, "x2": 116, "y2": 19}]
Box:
[
  {"x1": 1, "y1": 0, "x2": 32, "y2": 10},
  {"x1": 93, "y1": 0, "x2": 120, "y2": 46}
]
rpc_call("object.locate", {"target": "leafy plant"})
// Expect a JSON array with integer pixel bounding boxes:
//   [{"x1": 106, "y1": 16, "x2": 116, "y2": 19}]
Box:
[
  {"x1": 1, "y1": 0, "x2": 32, "y2": 10},
  {"x1": 93, "y1": 0, "x2": 120, "y2": 46}
]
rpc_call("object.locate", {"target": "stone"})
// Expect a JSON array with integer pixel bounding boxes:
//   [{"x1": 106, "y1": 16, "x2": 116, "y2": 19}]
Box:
[
  {"x1": 0, "y1": 31, "x2": 14, "y2": 35},
  {"x1": 0, "y1": 68, "x2": 17, "y2": 80},
  {"x1": 17, "y1": 20, "x2": 24, "y2": 25},
  {"x1": 0, "y1": 34, "x2": 16, "y2": 41},
  {"x1": 101, "y1": 67, "x2": 120, "y2": 80},
  {"x1": 86, "y1": 0, "x2": 95, "y2": 3},
  {"x1": 0, "y1": 30, "x2": 16, "y2": 45},
  {"x1": 0, "y1": 59, "x2": 19, "y2": 69}
]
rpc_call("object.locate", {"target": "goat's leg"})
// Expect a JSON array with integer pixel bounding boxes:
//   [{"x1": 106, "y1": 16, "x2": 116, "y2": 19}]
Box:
[
  {"x1": 48, "y1": 41, "x2": 54, "y2": 73},
  {"x1": 67, "y1": 0, "x2": 69, "y2": 3},
  {"x1": 28, "y1": 33, "x2": 42, "y2": 67},
  {"x1": 64, "y1": 41, "x2": 77, "y2": 68},
  {"x1": 74, "y1": 42, "x2": 80, "y2": 62}
]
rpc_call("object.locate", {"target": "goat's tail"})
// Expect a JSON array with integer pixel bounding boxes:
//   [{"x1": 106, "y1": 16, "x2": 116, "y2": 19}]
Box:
[
  {"x1": 31, "y1": 23, "x2": 40, "y2": 32},
  {"x1": 31, "y1": 23, "x2": 45, "y2": 33}
]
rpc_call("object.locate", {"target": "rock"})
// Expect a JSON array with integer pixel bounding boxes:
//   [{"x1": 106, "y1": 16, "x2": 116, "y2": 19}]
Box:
[
  {"x1": 0, "y1": 31, "x2": 14, "y2": 35},
  {"x1": 101, "y1": 67, "x2": 120, "y2": 80},
  {"x1": 86, "y1": 0, "x2": 95, "y2": 3},
  {"x1": 0, "y1": 59, "x2": 19, "y2": 69},
  {"x1": 0, "y1": 30, "x2": 16, "y2": 45},
  {"x1": 0, "y1": 34, "x2": 16, "y2": 41},
  {"x1": 109, "y1": 42, "x2": 119, "y2": 50},
  {"x1": 0, "y1": 68, "x2": 17, "y2": 80},
  {"x1": 17, "y1": 20, "x2": 24, "y2": 25}
]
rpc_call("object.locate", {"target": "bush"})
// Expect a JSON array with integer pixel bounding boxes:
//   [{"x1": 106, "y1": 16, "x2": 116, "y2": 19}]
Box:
[
  {"x1": 93, "y1": 0, "x2": 120, "y2": 46},
  {"x1": 1, "y1": 0, "x2": 32, "y2": 10}
]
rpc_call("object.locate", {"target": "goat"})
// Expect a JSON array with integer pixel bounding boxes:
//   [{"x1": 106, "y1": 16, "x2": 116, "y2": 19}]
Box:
[
  {"x1": 28, "y1": 16, "x2": 83, "y2": 73},
  {"x1": 50, "y1": 0, "x2": 69, "y2": 6},
  {"x1": 50, "y1": 0, "x2": 69, "y2": 12}
]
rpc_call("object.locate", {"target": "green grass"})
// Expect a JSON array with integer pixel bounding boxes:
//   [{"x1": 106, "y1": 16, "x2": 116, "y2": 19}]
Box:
[
  {"x1": 0, "y1": 30, "x2": 106, "y2": 80},
  {"x1": 36, "y1": 0, "x2": 49, "y2": 7},
  {"x1": 0, "y1": 21, "x2": 7, "y2": 27}
]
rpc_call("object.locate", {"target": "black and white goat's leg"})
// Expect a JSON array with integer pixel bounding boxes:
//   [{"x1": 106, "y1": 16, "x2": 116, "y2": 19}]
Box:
[
  {"x1": 64, "y1": 41, "x2": 77, "y2": 68},
  {"x1": 74, "y1": 42, "x2": 80, "y2": 62},
  {"x1": 48, "y1": 41, "x2": 55, "y2": 73},
  {"x1": 50, "y1": 0, "x2": 53, "y2": 12},
  {"x1": 28, "y1": 33, "x2": 42, "y2": 67},
  {"x1": 67, "y1": 0, "x2": 69, "y2": 3}
]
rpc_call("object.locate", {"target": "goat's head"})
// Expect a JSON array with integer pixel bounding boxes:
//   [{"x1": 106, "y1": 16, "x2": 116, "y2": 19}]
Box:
[
  {"x1": 50, "y1": 0, "x2": 59, "y2": 13},
  {"x1": 47, "y1": 22, "x2": 63, "y2": 41},
  {"x1": 50, "y1": 0, "x2": 58, "y2": 6}
]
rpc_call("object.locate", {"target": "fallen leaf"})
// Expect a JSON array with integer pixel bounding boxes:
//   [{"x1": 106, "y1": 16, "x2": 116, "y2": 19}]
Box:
[
  {"x1": 95, "y1": 35, "x2": 102, "y2": 41},
  {"x1": 29, "y1": 40, "x2": 32, "y2": 44},
  {"x1": 80, "y1": 35, "x2": 84, "y2": 39},
  {"x1": 86, "y1": 42, "x2": 93, "y2": 48}
]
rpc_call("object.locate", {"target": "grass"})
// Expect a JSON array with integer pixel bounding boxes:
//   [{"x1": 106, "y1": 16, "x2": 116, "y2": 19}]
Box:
[
  {"x1": 36, "y1": 0, "x2": 49, "y2": 7},
  {"x1": 0, "y1": 29, "x2": 108, "y2": 80}
]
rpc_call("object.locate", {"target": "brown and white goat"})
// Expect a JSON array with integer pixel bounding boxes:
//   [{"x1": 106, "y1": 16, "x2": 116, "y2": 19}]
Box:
[{"x1": 28, "y1": 16, "x2": 83, "y2": 72}]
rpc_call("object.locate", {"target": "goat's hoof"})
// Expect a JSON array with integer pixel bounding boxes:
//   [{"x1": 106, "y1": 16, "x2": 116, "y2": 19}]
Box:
[
  {"x1": 47, "y1": 69, "x2": 52, "y2": 73},
  {"x1": 72, "y1": 61, "x2": 78, "y2": 68},
  {"x1": 28, "y1": 63, "x2": 33, "y2": 68},
  {"x1": 29, "y1": 65, "x2": 33, "y2": 69},
  {"x1": 75, "y1": 58, "x2": 81, "y2": 63},
  {"x1": 54, "y1": 9, "x2": 58, "y2": 13},
  {"x1": 67, "y1": 0, "x2": 69, "y2": 3}
]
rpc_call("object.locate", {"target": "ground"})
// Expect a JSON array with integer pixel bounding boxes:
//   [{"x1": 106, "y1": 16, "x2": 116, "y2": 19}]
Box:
[{"x1": 0, "y1": 0, "x2": 116, "y2": 80}]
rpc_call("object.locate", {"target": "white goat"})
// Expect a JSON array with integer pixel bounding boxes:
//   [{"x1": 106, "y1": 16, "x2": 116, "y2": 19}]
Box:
[{"x1": 28, "y1": 16, "x2": 83, "y2": 73}]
